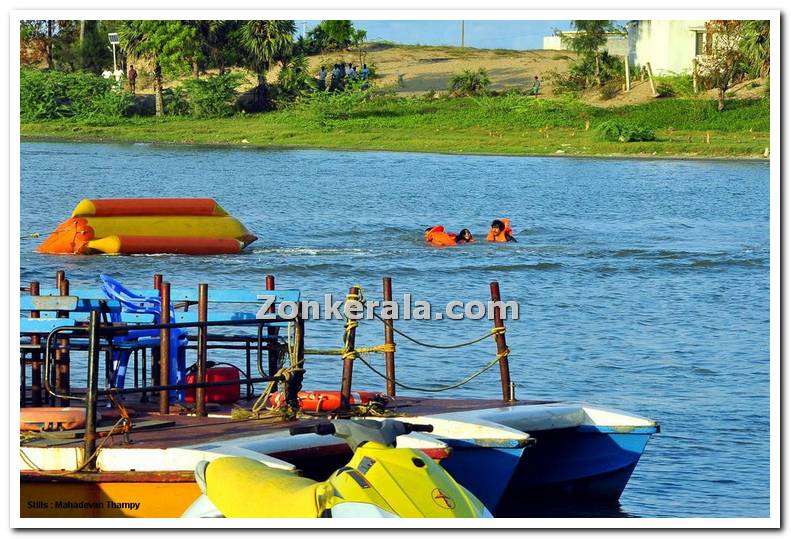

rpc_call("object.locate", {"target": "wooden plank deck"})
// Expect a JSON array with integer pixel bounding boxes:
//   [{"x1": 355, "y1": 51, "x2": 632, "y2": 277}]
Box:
[{"x1": 20, "y1": 397, "x2": 553, "y2": 450}]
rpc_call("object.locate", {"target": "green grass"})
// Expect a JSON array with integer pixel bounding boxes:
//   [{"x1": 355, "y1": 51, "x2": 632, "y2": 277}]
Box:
[{"x1": 21, "y1": 94, "x2": 770, "y2": 159}]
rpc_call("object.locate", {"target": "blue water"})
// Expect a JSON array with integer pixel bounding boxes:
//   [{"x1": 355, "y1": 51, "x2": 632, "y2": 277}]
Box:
[{"x1": 19, "y1": 142, "x2": 770, "y2": 518}]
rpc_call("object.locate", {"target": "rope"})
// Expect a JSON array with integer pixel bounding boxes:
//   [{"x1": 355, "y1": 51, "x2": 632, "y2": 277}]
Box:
[
  {"x1": 304, "y1": 343, "x2": 396, "y2": 357},
  {"x1": 354, "y1": 347, "x2": 510, "y2": 393},
  {"x1": 377, "y1": 319, "x2": 506, "y2": 349},
  {"x1": 247, "y1": 321, "x2": 305, "y2": 418},
  {"x1": 20, "y1": 415, "x2": 126, "y2": 476}
]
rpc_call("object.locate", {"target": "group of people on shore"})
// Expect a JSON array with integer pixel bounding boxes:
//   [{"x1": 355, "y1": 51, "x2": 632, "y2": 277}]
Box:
[
  {"x1": 425, "y1": 219, "x2": 516, "y2": 247},
  {"x1": 317, "y1": 63, "x2": 370, "y2": 92}
]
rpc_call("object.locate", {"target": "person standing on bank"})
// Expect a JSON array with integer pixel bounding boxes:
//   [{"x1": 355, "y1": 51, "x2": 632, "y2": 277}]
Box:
[
  {"x1": 530, "y1": 75, "x2": 541, "y2": 96},
  {"x1": 127, "y1": 65, "x2": 138, "y2": 94},
  {"x1": 317, "y1": 66, "x2": 327, "y2": 91}
]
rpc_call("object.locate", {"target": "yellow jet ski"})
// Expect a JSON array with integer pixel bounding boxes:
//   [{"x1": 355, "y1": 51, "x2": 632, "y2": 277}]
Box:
[{"x1": 182, "y1": 419, "x2": 492, "y2": 518}]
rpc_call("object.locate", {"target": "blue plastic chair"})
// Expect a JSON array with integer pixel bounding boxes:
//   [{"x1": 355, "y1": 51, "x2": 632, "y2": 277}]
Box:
[{"x1": 99, "y1": 274, "x2": 187, "y2": 402}]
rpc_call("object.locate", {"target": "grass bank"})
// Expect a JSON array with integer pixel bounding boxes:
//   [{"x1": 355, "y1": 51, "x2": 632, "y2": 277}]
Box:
[{"x1": 21, "y1": 95, "x2": 770, "y2": 159}]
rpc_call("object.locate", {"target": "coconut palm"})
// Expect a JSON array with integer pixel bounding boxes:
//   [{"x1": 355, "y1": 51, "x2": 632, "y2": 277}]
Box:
[{"x1": 241, "y1": 20, "x2": 296, "y2": 110}]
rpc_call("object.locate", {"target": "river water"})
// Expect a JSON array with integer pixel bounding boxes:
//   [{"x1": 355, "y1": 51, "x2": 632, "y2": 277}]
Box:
[{"x1": 19, "y1": 142, "x2": 770, "y2": 518}]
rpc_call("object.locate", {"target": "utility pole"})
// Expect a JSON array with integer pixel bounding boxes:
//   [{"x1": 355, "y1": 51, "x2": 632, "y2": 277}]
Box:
[
  {"x1": 302, "y1": 21, "x2": 307, "y2": 39},
  {"x1": 461, "y1": 20, "x2": 465, "y2": 48}
]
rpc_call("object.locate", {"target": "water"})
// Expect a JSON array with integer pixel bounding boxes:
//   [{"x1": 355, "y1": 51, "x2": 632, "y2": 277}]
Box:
[{"x1": 20, "y1": 142, "x2": 769, "y2": 518}]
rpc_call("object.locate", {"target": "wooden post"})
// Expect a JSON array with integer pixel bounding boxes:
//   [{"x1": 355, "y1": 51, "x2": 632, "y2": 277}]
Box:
[
  {"x1": 29, "y1": 281, "x2": 42, "y2": 406},
  {"x1": 286, "y1": 303, "x2": 306, "y2": 410},
  {"x1": 55, "y1": 270, "x2": 65, "y2": 289},
  {"x1": 265, "y1": 275, "x2": 279, "y2": 377},
  {"x1": 692, "y1": 58, "x2": 699, "y2": 94},
  {"x1": 490, "y1": 282, "x2": 513, "y2": 402},
  {"x1": 624, "y1": 56, "x2": 631, "y2": 92},
  {"x1": 382, "y1": 277, "x2": 396, "y2": 397},
  {"x1": 159, "y1": 282, "x2": 171, "y2": 415},
  {"x1": 195, "y1": 283, "x2": 208, "y2": 416},
  {"x1": 83, "y1": 310, "x2": 101, "y2": 471},
  {"x1": 339, "y1": 286, "x2": 360, "y2": 411},
  {"x1": 56, "y1": 278, "x2": 70, "y2": 407},
  {"x1": 646, "y1": 62, "x2": 657, "y2": 97},
  {"x1": 153, "y1": 273, "x2": 163, "y2": 291}
]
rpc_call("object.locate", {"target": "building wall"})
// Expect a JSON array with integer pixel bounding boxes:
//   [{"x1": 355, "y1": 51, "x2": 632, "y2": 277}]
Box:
[
  {"x1": 628, "y1": 20, "x2": 707, "y2": 75},
  {"x1": 543, "y1": 34, "x2": 628, "y2": 56}
]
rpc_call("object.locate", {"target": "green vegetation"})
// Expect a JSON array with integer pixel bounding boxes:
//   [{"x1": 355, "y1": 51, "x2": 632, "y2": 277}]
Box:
[
  {"x1": 181, "y1": 73, "x2": 243, "y2": 117},
  {"x1": 596, "y1": 120, "x2": 656, "y2": 142},
  {"x1": 18, "y1": 19, "x2": 771, "y2": 159},
  {"x1": 20, "y1": 68, "x2": 135, "y2": 122},
  {"x1": 448, "y1": 68, "x2": 491, "y2": 96},
  {"x1": 21, "y1": 92, "x2": 769, "y2": 159}
]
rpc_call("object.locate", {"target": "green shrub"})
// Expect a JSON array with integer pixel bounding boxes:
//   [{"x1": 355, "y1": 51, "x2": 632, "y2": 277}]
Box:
[
  {"x1": 654, "y1": 82, "x2": 676, "y2": 98},
  {"x1": 163, "y1": 87, "x2": 191, "y2": 116},
  {"x1": 20, "y1": 68, "x2": 134, "y2": 121},
  {"x1": 20, "y1": 69, "x2": 69, "y2": 120},
  {"x1": 182, "y1": 73, "x2": 243, "y2": 118},
  {"x1": 545, "y1": 69, "x2": 586, "y2": 96},
  {"x1": 653, "y1": 74, "x2": 694, "y2": 97},
  {"x1": 448, "y1": 68, "x2": 491, "y2": 96},
  {"x1": 599, "y1": 82, "x2": 620, "y2": 100},
  {"x1": 596, "y1": 119, "x2": 656, "y2": 142},
  {"x1": 276, "y1": 55, "x2": 315, "y2": 102}
]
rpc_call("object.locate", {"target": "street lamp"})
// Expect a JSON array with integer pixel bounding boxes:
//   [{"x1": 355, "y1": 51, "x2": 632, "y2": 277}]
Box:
[{"x1": 108, "y1": 33, "x2": 120, "y2": 76}]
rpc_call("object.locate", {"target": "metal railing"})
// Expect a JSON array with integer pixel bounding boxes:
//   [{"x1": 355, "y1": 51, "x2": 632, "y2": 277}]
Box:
[{"x1": 36, "y1": 311, "x2": 304, "y2": 470}]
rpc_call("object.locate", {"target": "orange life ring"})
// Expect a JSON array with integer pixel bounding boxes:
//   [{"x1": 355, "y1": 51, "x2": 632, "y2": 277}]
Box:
[
  {"x1": 20, "y1": 407, "x2": 95, "y2": 431},
  {"x1": 268, "y1": 390, "x2": 385, "y2": 413}
]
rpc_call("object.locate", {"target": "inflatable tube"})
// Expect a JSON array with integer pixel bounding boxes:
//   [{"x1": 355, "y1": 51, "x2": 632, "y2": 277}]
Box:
[
  {"x1": 38, "y1": 199, "x2": 257, "y2": 255},
  {"x1": 72, "y1": 198, "x2": 227, "y2": 218},
  {"x1": 86, "y1": 236, "x2": 245, "y2": 255},
  {"x1": 20, "y1": 407, "x2": 94, "y2": 431},
  {"x1": 268, "y1": 390, "x2": 385, "y2": 412}
]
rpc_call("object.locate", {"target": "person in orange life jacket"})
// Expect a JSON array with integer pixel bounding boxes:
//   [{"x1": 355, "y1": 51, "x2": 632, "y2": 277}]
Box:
[
  {"x1": 424, "y1": 226, "x2": 474, "y2": 246},
  {"x1": 486, "y1": 219, "x2": 517, "y2": 242}
]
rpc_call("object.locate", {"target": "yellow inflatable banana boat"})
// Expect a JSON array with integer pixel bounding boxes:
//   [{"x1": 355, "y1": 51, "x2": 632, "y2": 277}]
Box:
[{"x1": 37, "y1": 198, "x2": 257, "y2": 255}]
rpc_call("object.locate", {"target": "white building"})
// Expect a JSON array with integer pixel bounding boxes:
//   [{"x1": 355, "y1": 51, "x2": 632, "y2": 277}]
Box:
[
  {"x1": 543, "y1": 21, "x2": 712, "y2": 76},
  {"x1": 543, "y1": 32, "x2": 629, "y2": 57},
  {"x1": 626, "y1": 20, "x2": 709, "y2": 75}
]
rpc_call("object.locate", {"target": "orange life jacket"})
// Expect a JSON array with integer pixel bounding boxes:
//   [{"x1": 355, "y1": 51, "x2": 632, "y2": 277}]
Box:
[
  {"x1": 486, "y1": 218, "x2": 513, "y2": 242},
  {"x1": 425, "y1": 225, "x2": 458, "y2": 247}
]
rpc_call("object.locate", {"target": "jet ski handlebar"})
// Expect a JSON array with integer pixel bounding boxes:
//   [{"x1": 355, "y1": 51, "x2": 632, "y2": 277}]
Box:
[{"x1": 288, "y1": 420, "x2": 433, "y2": 441}]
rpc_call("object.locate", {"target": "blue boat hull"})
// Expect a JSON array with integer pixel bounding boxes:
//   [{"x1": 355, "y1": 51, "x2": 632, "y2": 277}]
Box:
[
  {"x1": 439, "y1": 442, "x2": 525, "y2": 511},
  {"x1": 495, "y1": 426, "x2": 656, "y2": 516}
]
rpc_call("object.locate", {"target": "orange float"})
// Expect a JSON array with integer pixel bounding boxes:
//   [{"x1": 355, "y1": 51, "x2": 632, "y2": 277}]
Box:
[
  {"x1": 37, "y1": 198, "x2": 257, "y2": 255},
  {"x1": 20, "y1": 407, "x2": 93, "y2": 431},
  {"x1": 267, "y1": 390, "x2": 385, "y2": 413}
]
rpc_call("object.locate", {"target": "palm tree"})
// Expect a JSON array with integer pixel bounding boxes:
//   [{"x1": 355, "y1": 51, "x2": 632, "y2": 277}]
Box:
[
  {"x1": 117, "y1": 21, "x2": 165, "y2": 116},
  {"x1": 241, "y1": 20, "x2": 296, "y2": 110},
  {"x1": 739, "y1": 20, "x2": 770, "y2": 79},
  {"x1": 562, "y1": 20, "x2": 618, "y2": 87}
]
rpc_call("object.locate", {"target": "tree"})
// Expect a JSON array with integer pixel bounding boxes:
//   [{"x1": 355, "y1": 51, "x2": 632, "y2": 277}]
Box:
[
  {"x1": 20, "y1": 20, "x2": 64, "y2": 69},
  {"x1": 560, "y1": 20, "x2": 619, "y2": 87},
  {"x1": 306, "y1": 20, "x2": 355, "y2": 52},
  {"x1": 739, "y1": 20, "x2": 770, "y2": 79},
  {"x1": 240, "y1": 20, "x2": 295, "y2": 110},
  {"x1": 696, "y1": 20, "x2": 745, "y2": 112},
  {"x1": 352, "y1": 28, "x2": 367, "y2": 66},
  {"x1": 118, "y1": 20, "x2": 197, "y2": 116},
  {"x1": 194, "y1": 20, "x2": 243, "y2": 75}
]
